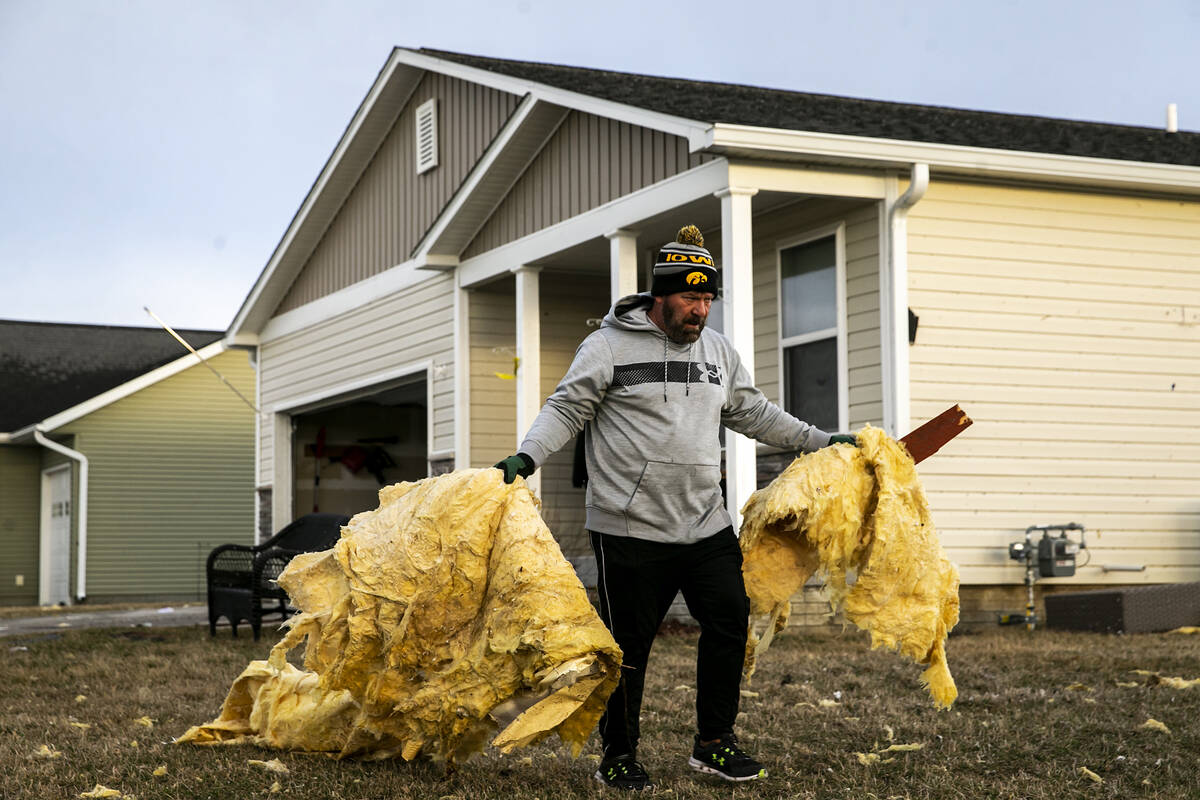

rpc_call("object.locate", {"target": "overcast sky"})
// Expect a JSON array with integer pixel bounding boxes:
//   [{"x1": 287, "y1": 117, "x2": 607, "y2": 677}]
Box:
[{"x1": 2, "y1": 0, "x2": 1197, "y2": 331}]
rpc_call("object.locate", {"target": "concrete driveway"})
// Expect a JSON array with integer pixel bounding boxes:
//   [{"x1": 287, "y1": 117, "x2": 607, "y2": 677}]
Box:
[{"x1": 0, "y1": 604, "x2": 210, "y2": 638}]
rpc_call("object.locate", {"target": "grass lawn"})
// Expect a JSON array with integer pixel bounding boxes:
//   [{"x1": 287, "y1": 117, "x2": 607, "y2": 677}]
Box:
[{"x1": 2, "y1": 622, "x2": 1198, "y2": 799}]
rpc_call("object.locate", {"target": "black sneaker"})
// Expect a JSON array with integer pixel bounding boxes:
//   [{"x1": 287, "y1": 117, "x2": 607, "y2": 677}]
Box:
[
  {"x1": 688, "y1": 734, "x2": 766, "y2": 782},
  {"x1": 594, "y1": 753, "x2": 652, "y2": 791}
]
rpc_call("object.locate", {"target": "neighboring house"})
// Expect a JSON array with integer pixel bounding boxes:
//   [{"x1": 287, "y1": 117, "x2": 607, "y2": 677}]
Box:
[
  {"x1": 225, "y1": 48, "x2": 1200, "y2": 623},
  {"x1": 0, "y1": 320, "x2": 255, "y2": 606}
]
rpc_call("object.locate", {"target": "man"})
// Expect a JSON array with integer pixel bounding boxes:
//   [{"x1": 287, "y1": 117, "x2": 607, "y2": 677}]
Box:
[{"x1": 495, "y1": 225, "x2": 855, "y2": 790}]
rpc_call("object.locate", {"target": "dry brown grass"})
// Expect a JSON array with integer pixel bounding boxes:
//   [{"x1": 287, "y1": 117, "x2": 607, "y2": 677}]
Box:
[{"x1": 2, "y1": 622, "x2": 1199, "y2": 799}]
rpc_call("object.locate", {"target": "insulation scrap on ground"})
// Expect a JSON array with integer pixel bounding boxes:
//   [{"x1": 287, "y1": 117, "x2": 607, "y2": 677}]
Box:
[
  {"x1": 178, "y1": 469, "x2": 621, "y2": 763},
  {"x1": 739, "y1": 425, "x2": 960, "y2": 708}
]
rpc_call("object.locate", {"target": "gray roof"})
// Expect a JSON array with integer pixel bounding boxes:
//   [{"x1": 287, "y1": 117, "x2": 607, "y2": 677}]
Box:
[
  {"x1": 0, "y1": 320, "x2": 222, "y2": 432},
  {"x1": 421, "y1": 49, "x2": 1200, "y2": 167}
]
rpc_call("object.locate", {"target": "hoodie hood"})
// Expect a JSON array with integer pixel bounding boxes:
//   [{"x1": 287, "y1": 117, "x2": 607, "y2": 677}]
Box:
[{"x1": 601, "y1": 293, "x2": 660, "y2": 334}]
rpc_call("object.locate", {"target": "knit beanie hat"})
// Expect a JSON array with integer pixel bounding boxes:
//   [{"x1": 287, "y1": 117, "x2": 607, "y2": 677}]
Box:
[{"x1": 651, "y1": 225, "x2": 719, "y2": 296}]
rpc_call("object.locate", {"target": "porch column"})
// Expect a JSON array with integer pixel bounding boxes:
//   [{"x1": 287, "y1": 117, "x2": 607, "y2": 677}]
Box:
[
  {"x1": 716, "y1": 186, "x2": 758, "y2": 532},
  {"x1": 453, "y1": 275, "x2": 471, "y2": 469},
  {"x1": 271, "y1": 412, "x2": 293, "y2": 534},
  {"x1": 513, "y1": 264, "x2": 542, "y2": 496},
  {"x1": 605, "y1": 229, "x2": 639, "y2": 302}
]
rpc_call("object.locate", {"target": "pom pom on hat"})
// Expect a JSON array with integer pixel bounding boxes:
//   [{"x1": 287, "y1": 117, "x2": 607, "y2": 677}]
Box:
[
  {"x1": 652, "y1": 224, "x2": 719, "y2": 297},
  {"x1": 676, "y1": 225, "x2": 704, "y2": 247}
]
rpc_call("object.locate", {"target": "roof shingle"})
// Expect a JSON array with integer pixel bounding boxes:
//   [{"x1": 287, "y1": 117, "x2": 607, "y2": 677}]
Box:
[
  {"x1": 0, "y1": 320, "x2": 222, "y2": 432},
  {"x1": 420, "y1": 48, "x2": 1200, "y2": 167}
]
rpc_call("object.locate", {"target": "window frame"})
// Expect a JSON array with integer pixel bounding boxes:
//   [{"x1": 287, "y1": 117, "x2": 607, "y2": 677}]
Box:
[{"x1": 774, "y1": 221, "x2": 849, "y2": 433}]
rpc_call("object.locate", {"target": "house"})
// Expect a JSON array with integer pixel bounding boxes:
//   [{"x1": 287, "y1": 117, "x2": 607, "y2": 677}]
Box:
[
  {"x1": 0, "y1": 320, "x2": 255, "y2": 606},
  {"x1": 225, "y1": 48, "x2": 1200, "y2": 623}
]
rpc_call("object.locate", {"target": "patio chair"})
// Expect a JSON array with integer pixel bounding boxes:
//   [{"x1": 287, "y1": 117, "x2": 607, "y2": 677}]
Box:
[{"x1": 206, "y1": 512, "x2": 350, "y2": 640}]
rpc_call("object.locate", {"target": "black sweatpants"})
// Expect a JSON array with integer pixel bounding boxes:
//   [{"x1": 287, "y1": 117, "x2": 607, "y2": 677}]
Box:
[{"x1": 590, "y1": 526, "x2": 750, "y2": 757}]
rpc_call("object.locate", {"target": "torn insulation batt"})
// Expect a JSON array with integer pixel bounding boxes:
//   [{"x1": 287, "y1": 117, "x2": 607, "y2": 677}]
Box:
[
  {"x1": 179, "y1": 469, "x2": 622, "y2": 762},
  {"x1": 740, "y1": 425, "x2": 960, "y2": 708}
]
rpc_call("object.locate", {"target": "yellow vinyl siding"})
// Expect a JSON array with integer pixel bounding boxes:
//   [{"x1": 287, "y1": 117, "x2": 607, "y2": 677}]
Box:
[
  {"x1": 54, "y1": 349, "x2": 256, "y2": 601},
  {"x1": 468, "y1": 271, "x2": 609, "y2": 559},
  {"x1": 907, "y1": 180, "x2": 1200, "y2": 586},
  {"x1": 0, "y1": 445, "x2": 41, "y2": 604}
]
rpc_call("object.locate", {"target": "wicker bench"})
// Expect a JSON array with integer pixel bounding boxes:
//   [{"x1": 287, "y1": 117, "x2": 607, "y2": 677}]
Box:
[
  {"x1": 206, "y1": 513, "x2": 350, "y2": 640},
  {"x1": 1044, "y1": 582, "x2": 1200, "y2": 633}
]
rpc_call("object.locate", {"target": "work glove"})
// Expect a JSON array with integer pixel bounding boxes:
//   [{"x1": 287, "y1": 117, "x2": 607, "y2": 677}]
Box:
[
  {"x1": 494, "y1": 453, "x2": 536, "y2": 484},
  {"x1": 828, "y1": 433, "x2": 858, "y2": 447}
]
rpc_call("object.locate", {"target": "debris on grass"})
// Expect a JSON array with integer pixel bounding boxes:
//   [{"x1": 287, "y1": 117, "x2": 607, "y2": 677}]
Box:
[
  {"x1": 674, "y1": 685, "x2": 692, "y2": 691},
  {"x1": 1166, "y1": 626, "x2": 1199, "y2": 635},
  {"x1": 1079, "y1": 766, "x2": 1103, "y2": 784},
  {"x1": 133, "y1": 716, "x2": 154, "y2": 728},
  {"x1": 819, "y1": 699, "x2": 841, "y2": 708},
  {"x1": 248, "y1": 758, "x2": 290, "y2": 774},
  {"x1": 740, "y1": 689, "x2": 760, "y2": 698},
  {"x1": 69, "y1": 722, "x2": 91, "y2": 731},
  {"x1": 880, "y1": 743, "x2": 923, "y2": 753},
  {"x1": 1140, "y1": 718, "x2": 1171, "y2": 734},
  {"x1": 1115, "y1": 681, "x2": 1140, "y2": 688},
  {"x1": 152, "y1": 766, "x2": 167, "y2": 777},
  {"x1": 269, "y1": 781, "x2": 282, "y2": 793},
  {"x1": 882, "y1": 725, "x2": 894, "y2": 742},
  {"x1": 33, "y1": 744, "x2": 62, "y2": 759},
  {"x1": 1065, "y1": 683, "x2": 1091, "y2": 691},
  {"x1": 856, "y1": 752, "x2": 880, "y2": 765},
  {"x1": 75, "y1": 694, "x2": 87, "y2": 703},
  {"x1": 79, "y1": 785, "x2": 122, "y2": 798}
]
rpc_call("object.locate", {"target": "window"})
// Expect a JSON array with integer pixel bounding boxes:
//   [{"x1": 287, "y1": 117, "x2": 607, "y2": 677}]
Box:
[
  {"x1": 415, "y1": 98, "x2": 438, "y2": 174},
  {"x1": 778, "y1": 227, "x2": 845, "y2": 432}
]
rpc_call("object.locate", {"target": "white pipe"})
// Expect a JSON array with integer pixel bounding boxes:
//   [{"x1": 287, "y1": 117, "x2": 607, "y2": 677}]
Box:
[
  {"x1": 882, "y1": 163, "x2": 929, "y2": 436},
  {"x1": 34, "y1": 428, "x2": 89, "y2": 602},
  {"x1": 1166, "y1": 103, "x2": 1178, "y2": 133}
]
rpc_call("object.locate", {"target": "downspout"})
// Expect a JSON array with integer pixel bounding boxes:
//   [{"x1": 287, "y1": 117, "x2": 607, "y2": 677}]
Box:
[
  {"x1": 33, "y1": 428, "x2": 89, "y2": 603},
  {"x1": 882, "y1": 163, "x2": 929, "y2": 437}
]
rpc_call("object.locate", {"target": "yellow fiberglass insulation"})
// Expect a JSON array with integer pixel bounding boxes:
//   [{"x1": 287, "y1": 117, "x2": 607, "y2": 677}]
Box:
[
  {"x1": 739, "y1": 425, "x2": 960, "y2": 709},
  {"x1": 178, "y1": 469, "x2": 622, "y2": 763}
]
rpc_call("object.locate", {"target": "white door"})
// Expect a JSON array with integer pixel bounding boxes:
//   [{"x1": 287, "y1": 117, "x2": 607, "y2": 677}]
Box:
[{"x1": 40, "y1": 466, "x2": 72, "y2": 606}]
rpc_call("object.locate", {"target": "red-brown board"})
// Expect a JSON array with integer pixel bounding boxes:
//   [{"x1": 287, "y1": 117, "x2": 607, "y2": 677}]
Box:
[{"x1": 900, "y1": 404, "x2": 973, "y2": 465}]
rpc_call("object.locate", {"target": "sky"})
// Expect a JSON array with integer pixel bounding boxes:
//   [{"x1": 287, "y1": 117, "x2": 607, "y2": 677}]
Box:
[{"x1": 2, "y1": 0, "x2": 1198, "y2": 331}]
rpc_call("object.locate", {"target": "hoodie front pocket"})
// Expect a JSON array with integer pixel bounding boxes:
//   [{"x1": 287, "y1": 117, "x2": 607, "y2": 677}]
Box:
[{"x1": 624, "y1": 461, "x2": 722, "y2": 534}]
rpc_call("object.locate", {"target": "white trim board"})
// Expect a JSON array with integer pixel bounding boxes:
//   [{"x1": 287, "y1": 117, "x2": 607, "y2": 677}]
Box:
[
  {"x1": 708, "y1": 124, "x2": 1200, "y2": 195},
  {"x1": 457, "y1": 158, "x2": 731, "y2": 288},
  {"x1": 38, "y1": 463, "x2": 72, "y2": 606},
  {"x1": 271, "y1": 360, "x2": 446, "y2": 463}
]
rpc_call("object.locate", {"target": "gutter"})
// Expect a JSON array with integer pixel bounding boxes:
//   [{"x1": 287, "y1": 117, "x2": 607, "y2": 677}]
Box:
[
  {"x1": 881, "y1": 163, "x2": 929, "y2": 437},
  {"x1": 33, "y1": 428, "x2": 89, "y2": 603}
]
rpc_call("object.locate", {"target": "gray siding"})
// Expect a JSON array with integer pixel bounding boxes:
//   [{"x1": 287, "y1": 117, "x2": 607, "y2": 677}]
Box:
[
  {"x1": 274, "y1": 74, "x2": 520, "y2": 314},
  {"x1": 259, "y1": 271, "x2": 457, "y2": 491},
  {"x1": 0, "y1": 445, "x2": 41, "y2": 605},
  {"x1": 463, "y1": 111, "x2": 714, "y2": 258}
]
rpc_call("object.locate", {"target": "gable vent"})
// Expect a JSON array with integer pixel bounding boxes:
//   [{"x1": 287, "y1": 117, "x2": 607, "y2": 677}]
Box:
[{"x1": 415, "y1": 98, "x2": 438, "y2": 174}]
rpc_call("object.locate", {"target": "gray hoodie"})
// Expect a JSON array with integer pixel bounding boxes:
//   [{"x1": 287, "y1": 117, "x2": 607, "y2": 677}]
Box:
[{"x1": 519, "y1": 293, "x2": 831, "y2": 544}]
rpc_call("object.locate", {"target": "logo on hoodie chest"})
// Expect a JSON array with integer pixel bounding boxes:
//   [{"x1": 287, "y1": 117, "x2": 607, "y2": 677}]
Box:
[{"x1": 610, "y1": 361, "x2": 723, "y2": 389}]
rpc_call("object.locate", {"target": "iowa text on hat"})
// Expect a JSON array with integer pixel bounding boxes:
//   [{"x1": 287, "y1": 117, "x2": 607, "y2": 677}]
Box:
[{"x1": 664, "y1": 253, "x2": 714, "y2": 266}]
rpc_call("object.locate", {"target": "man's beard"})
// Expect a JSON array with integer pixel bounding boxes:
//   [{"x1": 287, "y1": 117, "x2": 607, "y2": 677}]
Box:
[{"x1": 662, "y1": 301, "x2": 705, "y2": 344}]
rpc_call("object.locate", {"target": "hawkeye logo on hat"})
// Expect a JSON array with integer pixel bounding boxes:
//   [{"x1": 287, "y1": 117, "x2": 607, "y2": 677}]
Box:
[
  {"x1": 685, "y1": 271, "x2": 709, "y2": 285},
  {"x1": 664, "y1": 253, "x2": 715, "y2": 266}
]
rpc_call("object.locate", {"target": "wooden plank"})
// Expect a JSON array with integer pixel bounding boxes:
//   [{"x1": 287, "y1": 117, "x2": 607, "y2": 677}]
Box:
[{"x1": 900, "y1": 404, "x2": 973, "y2": 464}]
